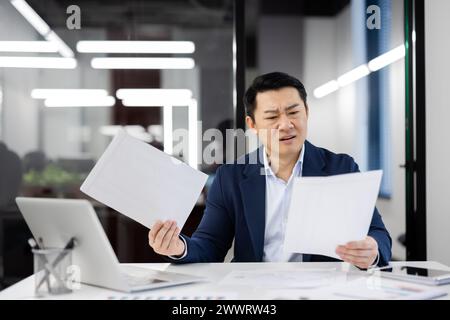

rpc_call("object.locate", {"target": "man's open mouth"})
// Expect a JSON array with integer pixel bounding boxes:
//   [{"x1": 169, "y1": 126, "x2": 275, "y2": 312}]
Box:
[{"x1": 280, "y1": 135, "x2": 296, "y2": 141}]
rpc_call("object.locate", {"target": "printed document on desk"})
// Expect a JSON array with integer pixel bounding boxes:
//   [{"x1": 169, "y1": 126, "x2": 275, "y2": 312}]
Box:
[
  {"x1": 307, "y1": 276, "x2": 448, "y2": 300},
  {"x1": 80, "y1": 129, "x2": 208, "y2": 229},
  {"x1": 284, "y1": 170, "x2": 383, "y2": 259},
  {"x1": 219, "y1": 268, "x2": 344, "y2": 289}
]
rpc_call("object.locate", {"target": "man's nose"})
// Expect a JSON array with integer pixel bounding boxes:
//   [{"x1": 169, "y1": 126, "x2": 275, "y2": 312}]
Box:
[{"x1": 277, "y1": 113, "x2": 293, "y2": 130}]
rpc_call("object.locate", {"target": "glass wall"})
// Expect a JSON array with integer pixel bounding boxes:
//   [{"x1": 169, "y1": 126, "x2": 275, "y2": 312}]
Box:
[{"x1": 0, "y1": 0, "x2": 235, "y2": 286}]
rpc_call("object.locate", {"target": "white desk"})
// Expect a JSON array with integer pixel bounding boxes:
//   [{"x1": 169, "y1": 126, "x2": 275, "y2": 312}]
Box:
[{"x1": 1, "y1": 261, "x2": 450, "y2": 300}]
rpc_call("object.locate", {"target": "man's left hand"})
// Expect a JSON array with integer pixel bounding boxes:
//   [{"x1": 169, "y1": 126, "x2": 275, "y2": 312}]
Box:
[{"x1": 335, "y1": 236, "x2": 378, "y2": 269}]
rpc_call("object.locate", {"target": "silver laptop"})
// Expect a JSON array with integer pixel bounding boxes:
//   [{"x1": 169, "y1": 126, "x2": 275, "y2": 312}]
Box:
[{"x1": 16, "y1": 197, "x2": 204, "y2": 292}]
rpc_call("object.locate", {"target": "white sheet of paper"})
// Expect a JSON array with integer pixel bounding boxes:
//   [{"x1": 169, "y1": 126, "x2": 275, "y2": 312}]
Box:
[
  {"x1": 219, "y1": 269, "x2": 340, "y2": 289},
  {"x1": 80, "y1": 129, "x2": 208, "y2": 229},
  {"x1": 284, "y1": 170, "x2": 383, "y2": 259}
]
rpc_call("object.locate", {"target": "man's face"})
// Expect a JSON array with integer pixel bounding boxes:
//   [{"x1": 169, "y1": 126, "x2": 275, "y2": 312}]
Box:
[{"x1": 246, "y1": 87, "x2": 308, "y2": 159}]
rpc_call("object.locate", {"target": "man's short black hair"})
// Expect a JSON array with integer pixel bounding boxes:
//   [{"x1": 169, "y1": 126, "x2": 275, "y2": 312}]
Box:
[{"x1": 244, "y1": 72, "x2": 308, "y2": 121}]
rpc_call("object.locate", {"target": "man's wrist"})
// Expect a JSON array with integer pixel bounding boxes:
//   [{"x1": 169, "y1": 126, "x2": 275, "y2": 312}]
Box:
[
  {"x1": 168, "y1": 235, "x2": 187, "y2": 260},
  {"x1": 369, "y1": 252, "x2": 380, "y2": 268}
]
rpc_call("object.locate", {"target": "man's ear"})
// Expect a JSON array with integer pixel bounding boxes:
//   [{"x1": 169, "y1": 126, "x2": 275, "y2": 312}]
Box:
[{"x1": 245, "y1": 116, "x2": 257, "y2": 133}]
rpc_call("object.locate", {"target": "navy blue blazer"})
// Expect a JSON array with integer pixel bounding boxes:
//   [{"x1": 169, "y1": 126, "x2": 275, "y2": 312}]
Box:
[{"x1": 174, "y1": 140, "x2": 392, "y2": 266}]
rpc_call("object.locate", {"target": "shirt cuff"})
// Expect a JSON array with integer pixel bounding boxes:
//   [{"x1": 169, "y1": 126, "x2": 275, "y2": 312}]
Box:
[
  {"x1": 368, "y1": 252, "x2": 380, "y2": 269},
  {"x1": 168, "y1": 234, "x2": 187, "y2": 260}
]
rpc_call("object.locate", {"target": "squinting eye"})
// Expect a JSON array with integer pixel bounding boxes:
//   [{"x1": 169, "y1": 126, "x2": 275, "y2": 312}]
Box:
[
  {"x1": 265, "y1": 117, "x2": 277, "y2": 120},
  {"x1": 289, "y1": 111, "x2": 299, "y2": 115}
]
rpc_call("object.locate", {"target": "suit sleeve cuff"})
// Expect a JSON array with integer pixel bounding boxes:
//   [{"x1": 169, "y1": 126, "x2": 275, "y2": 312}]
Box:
[{"x1": 168, "y1": 234, "x2": 187, "y2": 260}]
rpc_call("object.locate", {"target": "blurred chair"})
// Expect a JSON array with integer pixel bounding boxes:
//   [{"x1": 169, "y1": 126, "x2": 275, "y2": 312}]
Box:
[
  {"x1": 0, "y1": 142, "x2": 22, "y2": 210},
  {"x1": 0, "y1": 213, "x2": 33, "y2": 289},
  {"x1": 0, "y1": 142, "x2": 32, "y2": 290}
]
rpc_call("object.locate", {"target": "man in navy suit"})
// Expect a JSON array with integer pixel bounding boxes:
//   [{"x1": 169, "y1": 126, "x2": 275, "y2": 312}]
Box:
[{"x1": 148, "y1": 72, "x2": 392, "y2": 269}]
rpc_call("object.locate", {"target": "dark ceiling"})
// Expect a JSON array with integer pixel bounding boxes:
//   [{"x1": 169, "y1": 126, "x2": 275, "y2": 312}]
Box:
[
  {"x1": 26, "y1": 0, "x2": 235, "y2": 29},
  {"x1": 261, "y1": 0, "x2": 350, "y2": 16},
  {"x1": 26, "y1": 0, "x2": 350, "y2": 30}
]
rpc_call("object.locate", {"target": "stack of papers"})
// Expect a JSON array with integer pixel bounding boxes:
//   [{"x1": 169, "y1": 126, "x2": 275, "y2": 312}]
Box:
[{"x1": 81, "y1": 129, "x2": 208, "y2": 229}]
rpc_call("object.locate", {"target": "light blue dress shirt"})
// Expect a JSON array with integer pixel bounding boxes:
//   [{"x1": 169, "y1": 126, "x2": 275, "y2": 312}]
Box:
[{"x1": 262, "y1": 145, "x2": 305, "y2": 262}]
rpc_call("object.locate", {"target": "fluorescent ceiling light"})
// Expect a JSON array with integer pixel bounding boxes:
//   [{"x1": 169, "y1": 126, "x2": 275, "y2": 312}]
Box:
[
  {"x1": 118, "y1": 89, "x2": 193, "y2": 106},
  {"x1": 99, "y1": 125, "x2": 125, "y2": 136},
  {"x1": 0, "y1": 41, "x2": 58, "y2": 52},
  {"x1": 0, "y1": 56, "x2": 76, "y2": 69},
  {"x1": 99, "y1": 125, "x2": 152, "y2": 142},
  {"x1": 10, "y1": 0, "x2": 74, "y2": 57},
  {"x1": 122, "y1": 98, "x2": 192, "y2": 107},
  {"x1": 44, "y1": 96, "x2": 115, "y2": 107},
  {"x1": 45, "y1": 31, "x2": 74, "y2": 58},
  {"x1": 368, "y1": 45, "x2": 405, "y2": 72},
  {"x1": 313, "y1": 80, "x2": 339, "y2": 99},
  {"x1": 91, "y1": 57, "x2": 195, "y2": 69},
  {"x1": 337, "y1": 65, "x2": 370, "y2": 87},
  {"x1": 100, "y1": 125, "x2": 142, "y2": 136},
  {"x1": 314, "y1": 40, "x2": 414, "y2": 99},
  {"x1": 10, "y1": 0, "x2": 51, "y2": 36},
  {"x1": 116, "y1": 89, "x2": 192, "y2": 100},
  {"x1": 77, "y1": 41, "x2": 195, "y2": 54},
  {"x1": 32, "y1": 89, "x2": 108, "y2": 99}
]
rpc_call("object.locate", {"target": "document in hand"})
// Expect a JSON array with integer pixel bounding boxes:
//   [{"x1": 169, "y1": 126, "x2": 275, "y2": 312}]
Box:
[
  {"x1": 80, "y1": 129, "x2": 208, "y2": 229},
  {"x1": 284, "y1": 170, "x2": 383, "y2": 259}
]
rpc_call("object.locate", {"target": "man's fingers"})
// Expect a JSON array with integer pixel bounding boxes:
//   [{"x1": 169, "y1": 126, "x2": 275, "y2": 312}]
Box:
[
  {"x1": 161, "y1": 222, "x2": 177, "y2": 250},
  {"x1": 337, "y1": 237, "x2": 378, "y2": 268},
  {"x1": 338, "y1": 249, "x2": 373, "y2": 259},
  {"x1": 345, "y1": 240, "x2": 373, "y2": 250},
  {"x1": 148, "y1": 220, "x2": 163, "y2": 245},
  {"x1": 338, "y1": 253, "x2": 369, "y2": 265},
  {"x1": 336, "y1": 245, "x2": 375, "y2": 257},
  {"x1": 153, "y1": 221, "x2": 173, "y2": 249}
]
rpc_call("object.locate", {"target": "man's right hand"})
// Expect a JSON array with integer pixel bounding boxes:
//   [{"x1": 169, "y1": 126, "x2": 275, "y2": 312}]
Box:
[{"x1": 148, "y1": 220, "x2": 185, "y2": 257}]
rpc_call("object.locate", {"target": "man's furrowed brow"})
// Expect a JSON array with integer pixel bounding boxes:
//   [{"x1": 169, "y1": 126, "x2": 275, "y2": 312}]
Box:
[{"x1": 285, "y1": 104, "x2": 300, "y2": 111}]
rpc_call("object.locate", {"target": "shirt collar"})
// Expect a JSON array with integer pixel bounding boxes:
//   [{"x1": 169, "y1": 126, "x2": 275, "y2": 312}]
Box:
[{"x1": 262, "y1": 144, "x2": 305, "y2": 177}]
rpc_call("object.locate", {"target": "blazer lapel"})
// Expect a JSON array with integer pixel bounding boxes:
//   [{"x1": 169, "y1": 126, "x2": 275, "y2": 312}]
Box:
[
  {"x1": 239, "y1": 148, "x2": 266, "y2": 261},
  {"x1": 302, "y1": 140, "x2": 326, "y2": 177},
  {"x1": 238, "y1": 142, "x2": 326, "y2": 263}
]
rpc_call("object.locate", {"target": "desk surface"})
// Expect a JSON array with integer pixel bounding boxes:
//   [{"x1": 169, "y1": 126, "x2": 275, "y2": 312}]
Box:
[{"x1": 1, "y1": 261, "x2": 450, "y2": 300}]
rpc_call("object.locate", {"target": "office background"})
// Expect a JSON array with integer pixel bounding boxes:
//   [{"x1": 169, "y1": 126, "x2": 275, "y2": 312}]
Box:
[{"x1": 0, "y1": 0, "x2": 449, "y2": 290}]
